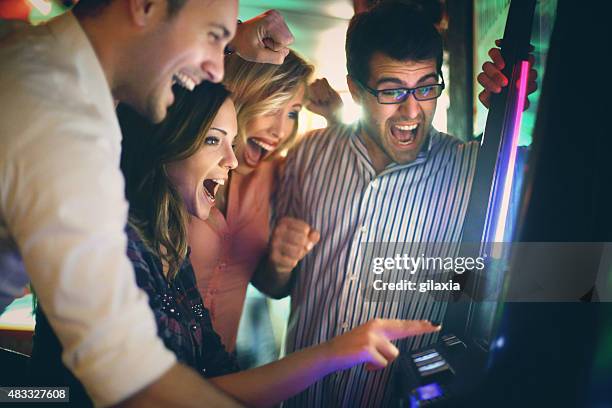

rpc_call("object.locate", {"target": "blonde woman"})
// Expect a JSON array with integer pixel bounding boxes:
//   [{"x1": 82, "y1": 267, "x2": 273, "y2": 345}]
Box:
[{"x1": 186, "y1": 51, "x2": 340, "y2": 352}]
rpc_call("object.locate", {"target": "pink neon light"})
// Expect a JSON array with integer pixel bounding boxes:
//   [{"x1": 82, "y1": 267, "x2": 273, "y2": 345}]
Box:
[{"x1": 494, "y1": 60, "x2": 530, "y2": 242}]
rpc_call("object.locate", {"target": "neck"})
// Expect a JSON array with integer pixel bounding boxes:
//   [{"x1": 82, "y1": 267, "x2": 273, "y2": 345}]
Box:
[
  {"x1": 75, "y1": 13, "x2": 124, "y2": 98},
  {"x1": 360, "y1": 126, "x2": 391, "y2": 174},
  {"x1": 215, "y1": 181, "x2": 229, "y2": 217}
]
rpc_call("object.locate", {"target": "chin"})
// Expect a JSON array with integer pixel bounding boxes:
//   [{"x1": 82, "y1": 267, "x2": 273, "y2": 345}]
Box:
[
  {"x1": 194, "y1": 207, "x2": 212, "y2": 221},
  {"x1": 142, "y1": 101, "x2": 166, "y2": 124},
  {"x1": 147, "y1": 88, "x2": 173, "y2": 124},
  {"x1": 235, "y1": 160, "x2": 256, "y2": 175}
]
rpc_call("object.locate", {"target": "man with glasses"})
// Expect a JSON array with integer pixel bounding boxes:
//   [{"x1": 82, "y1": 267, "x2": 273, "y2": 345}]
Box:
[{"x1": 260, "y1": 2, "x2": 534, "y2": 407}]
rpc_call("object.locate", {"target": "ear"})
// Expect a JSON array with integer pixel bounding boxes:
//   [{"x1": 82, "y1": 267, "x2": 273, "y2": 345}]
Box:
[
  {"x1": 347, "y1": 75, "x2": 363, "y2": 106},
  {"x1": 127, "y1": 0, "x2": 165, "y2": 27}
]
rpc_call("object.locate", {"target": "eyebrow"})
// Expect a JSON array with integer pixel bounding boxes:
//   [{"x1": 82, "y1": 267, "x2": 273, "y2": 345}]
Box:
[
  {"x1": 375, "y1": 72, "x2": 440, "y2": 88},
  {"x1": 210, "y1": 127, "x2": 227, "y2": 136},
  {"x1": 210, "y1": 23, "x2": 231, "y2": 39}
]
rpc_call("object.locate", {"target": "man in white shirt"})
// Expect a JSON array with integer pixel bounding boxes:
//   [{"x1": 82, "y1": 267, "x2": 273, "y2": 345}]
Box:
[{"x1": 0, "y1": 0, "x2": 293, "y2": 406}]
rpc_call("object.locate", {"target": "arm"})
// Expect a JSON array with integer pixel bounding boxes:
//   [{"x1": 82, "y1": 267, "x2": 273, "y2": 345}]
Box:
[
  {"x1": 117, "y1": 364, "x2": 240, "y2": 408},
  {"x1": 209, "y1": 319, "x2": 441, "y2": 407},
  {"x1": 253, "y1": 141, "x2": 317, "y2": 298},
  {"x1": 306, "y1": 78, "x2": 344, "y2": 126},
  {"x1": 251, "y1": 253, "x2": 292, "y2": 299},
  {"x1": 252, "y1": 217, "x2": 319, "y2": 298},
  {"x1": 0, "y1": 103, "x2": 236, "y2": 407}
]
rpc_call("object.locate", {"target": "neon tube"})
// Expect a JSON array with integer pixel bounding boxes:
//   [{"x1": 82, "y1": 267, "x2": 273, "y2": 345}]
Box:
[{"x1": 493, "y1": 60, "x2": 530, "y2": 242}]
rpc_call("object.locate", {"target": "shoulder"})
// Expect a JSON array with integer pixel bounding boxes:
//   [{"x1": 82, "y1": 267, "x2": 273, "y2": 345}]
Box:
[
  {"x1": 125, "y1": 223, "x2": 156, "y2": 275},
  {"x1": 289, "y1": 123, "x2": 356, "y2": 165},
  {"x1": 300, "y1": 123, "x2": 354, "y2": 149},
  {"x1": 432, "y1": 130, "x2": 480, "y2": 156},
  {"x1": 0, "y1": 13, "x2": 119, "y2": 158}
]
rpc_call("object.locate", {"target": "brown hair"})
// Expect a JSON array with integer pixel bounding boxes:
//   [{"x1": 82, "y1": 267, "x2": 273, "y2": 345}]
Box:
[
  {"x1": 119, "y1": 82, "x2": 231, "y2": 278},
  {"x1": 73, "y1": 0, "x2": 187, "y2": 18}
]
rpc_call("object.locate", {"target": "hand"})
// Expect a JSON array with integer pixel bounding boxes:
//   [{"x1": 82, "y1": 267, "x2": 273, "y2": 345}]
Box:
[
  {"x1": 231, "y1": 10, "x2": 294, "y2": 65},
  {"x1": 306, "y1": 78, "x2": 344, "y2": 125},
  {"x1": 325, "y1": 319, "x2": 441, "y2": 371},
  {"x1": 477, "y1": 39, "x2": 538, "y2": 110},
  {"x1": 270, "y1": 217, "x2": 320, "y2": 274}
]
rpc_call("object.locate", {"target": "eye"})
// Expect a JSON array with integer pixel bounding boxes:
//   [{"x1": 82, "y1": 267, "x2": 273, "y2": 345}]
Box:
[
  {"x1": 204, "y1": 136, "x2": 220, "y2": 146},
  {"x1": 380, "y1": 89, "x2": 406, "y2": 100},
  {"x1": 417, "y1": 86, "x2": 433, "y2": 97},
  {"x1": 288, "y1": 111, "x2": 299, "y2": 120},
  {"x1": 208, "y1": 32, "x2": 221, "y2": 43}
]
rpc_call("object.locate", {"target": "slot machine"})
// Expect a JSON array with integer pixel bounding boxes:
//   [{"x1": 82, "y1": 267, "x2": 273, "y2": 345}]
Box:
[{"x1": 392, "y1": 0, "x2": 612, "y2": 406}]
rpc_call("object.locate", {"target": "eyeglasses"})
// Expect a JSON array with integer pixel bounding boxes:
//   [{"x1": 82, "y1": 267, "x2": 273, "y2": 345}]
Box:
[{"x1": 355, "y1": 76, "x2": 445, "y2": 104}]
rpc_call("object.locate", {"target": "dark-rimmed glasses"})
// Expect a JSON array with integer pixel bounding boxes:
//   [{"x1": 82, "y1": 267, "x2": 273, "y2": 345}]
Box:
[{"x1": 354, "y1": 76, "x2": 445, "y2": 104}]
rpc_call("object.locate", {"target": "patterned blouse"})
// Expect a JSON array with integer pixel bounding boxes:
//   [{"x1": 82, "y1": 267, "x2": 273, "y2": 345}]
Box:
[
  {"x1": 30, "y1": 225, "x2": 239, "y2": 407},
  {"x1": 125, "y1": 224, "x2": 239, "y2": 378}
]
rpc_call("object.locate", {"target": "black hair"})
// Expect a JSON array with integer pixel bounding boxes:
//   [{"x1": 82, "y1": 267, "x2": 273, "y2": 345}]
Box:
[
  {"x1": 346, "y1": 1, "x2": 443, "y2": 85},
  {"x1": 73, "y1": 0, "x2": 187, "y2": 18}
]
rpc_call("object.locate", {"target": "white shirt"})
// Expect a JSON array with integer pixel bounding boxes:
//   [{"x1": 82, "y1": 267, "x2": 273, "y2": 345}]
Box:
[
  {"x1": 0, "y1": 13, "x2": 176, "y2": 407},
  {"x1": 276, "y1": 124, "x2": 479, "y2": 407}
]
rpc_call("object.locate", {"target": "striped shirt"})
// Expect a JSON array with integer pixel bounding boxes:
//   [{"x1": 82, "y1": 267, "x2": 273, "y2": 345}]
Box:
[{"x1": 276, "y1": 123, "x2": 479, "y2": 407}]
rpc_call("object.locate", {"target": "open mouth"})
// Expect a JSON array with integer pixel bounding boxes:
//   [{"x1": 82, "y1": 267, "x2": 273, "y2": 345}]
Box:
[
  {"x1": 202, "y1": 178, "x2": 225, "y2": 204},
  {"x1": 390, "y1": 123, "x2": 419, "y2": 147},
  {"x1": 244, "y1": 137, "x2": 276, "y2": 167},
  {"x1": 172, "y1": 71, "x2": 197, "y2": 91}
]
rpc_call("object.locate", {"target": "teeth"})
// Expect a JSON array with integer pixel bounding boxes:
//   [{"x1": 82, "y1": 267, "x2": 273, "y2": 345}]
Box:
[
  {"x1": 203, "y1": 188, "x2": 214, "y2": 200},
  {"x1": 395, "y1": 123, "x2": 418, "y2": 131},
  {"x1": 250, "y1": 138, "x2": 275, "y2": 152},
  {"x1": 173, "y1": 71, "x2": 196, "y2": 91},
  {"x1": 212, "y1": 178, "x2": 225, "y2": 186}
]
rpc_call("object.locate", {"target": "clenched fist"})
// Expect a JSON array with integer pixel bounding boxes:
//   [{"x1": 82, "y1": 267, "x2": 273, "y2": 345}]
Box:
[
  {"x1": 231, "y1": 10, "x2": 294, "y2": 65},
  {"x1": 270, "y1": 217, "x2": 320, "y2": 274},
  {"x1": 306, "y1": 78, "x2": 343, "y2": 124}
]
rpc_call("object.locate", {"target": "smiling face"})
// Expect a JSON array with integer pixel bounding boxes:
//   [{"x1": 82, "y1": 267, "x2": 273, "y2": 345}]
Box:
[
  {"x1": 165, "y1": 97, "x2": 238, "y2": 220},
  {"x1": 234, "y1": 84, "x2": 305, "y2": 175},
  {"x1": 123, "y1": 0, "x2": 238, "y2": 123},
  {"x1": 349, "y1": 52, "x2": 440, "y2": 171}
]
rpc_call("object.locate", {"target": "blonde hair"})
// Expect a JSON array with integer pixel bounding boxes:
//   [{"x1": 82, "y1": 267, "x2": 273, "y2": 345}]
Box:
[{"x1": 223, "y1": 50, "x2": 314, "y2": 156}]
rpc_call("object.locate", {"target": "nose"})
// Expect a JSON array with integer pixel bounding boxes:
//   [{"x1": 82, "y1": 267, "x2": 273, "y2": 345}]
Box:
[
  {"x1": 269, "y1": 111, "x2": 288, "y2": 141},
  {"x1": 399, "y1": 92, "x2": 421, "y2": 119},
  {"x1": 221, "y1": 142, "x2": 238, "y2": 170},
  {"x1": 201, "y1": 49, "x2": 225, "y2": 84}
]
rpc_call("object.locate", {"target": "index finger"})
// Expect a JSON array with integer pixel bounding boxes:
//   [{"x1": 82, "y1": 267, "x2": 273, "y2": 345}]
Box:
[
  {"x1": 378, "y1": 319, "x2": 441, "y2": 341},
  {"x1": 488, "y1": 48, "x2": 505, "y2": 70}
]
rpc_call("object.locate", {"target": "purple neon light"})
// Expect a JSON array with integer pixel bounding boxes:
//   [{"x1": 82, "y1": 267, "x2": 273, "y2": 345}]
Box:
[
  {"x1": 493, "y1": 60, "x2": 530, "y2": 242},
  {"x1": 417, "y1": 383, "x2": 443, "y2": 399}
]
